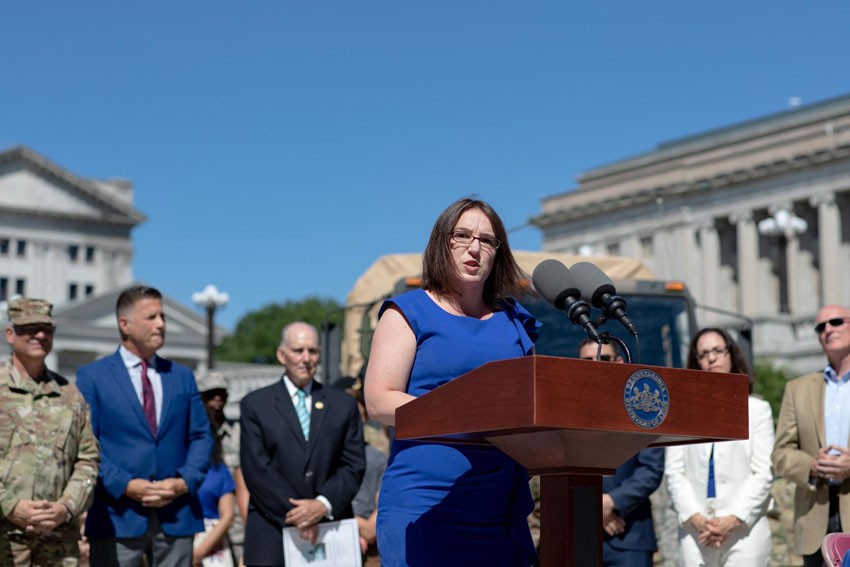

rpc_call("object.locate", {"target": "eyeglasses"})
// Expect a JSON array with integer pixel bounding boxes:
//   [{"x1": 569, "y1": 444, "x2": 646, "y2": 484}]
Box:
[
  {"x1": 696, "y1": 346, "x2": 729, "y2": 361},
  {"x1": 581, "y1": 355, "x2": 613, "y2": 362},
  {"x1": 13, "y1": 324, "x2": 56, "y2": 336},
  {"x1": 815, "y1": 317, "x2": 850, "y2": 334},
  {"x1": 449, "y1": 230, "x2": 500, "y2": 250}
]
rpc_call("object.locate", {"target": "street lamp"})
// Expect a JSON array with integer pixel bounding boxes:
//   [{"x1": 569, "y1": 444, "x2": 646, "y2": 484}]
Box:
[
  {"x1": 192, "y1": 284, "x2": 229, "y2": 369},
  {"x1": 756, "y1": 208, "x2": 807, "y2": 238}
]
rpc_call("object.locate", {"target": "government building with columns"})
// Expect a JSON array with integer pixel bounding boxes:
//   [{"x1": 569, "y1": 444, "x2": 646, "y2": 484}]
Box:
[
  {"x1": 0, "y1": 146, "x2": 217, "y2": 377},
  {"x1": 532, "y1": 93, "x2": 850, "y2": 373},
  {"x1": 0, "y1": 146, "x2": 288, "y2": 409}
]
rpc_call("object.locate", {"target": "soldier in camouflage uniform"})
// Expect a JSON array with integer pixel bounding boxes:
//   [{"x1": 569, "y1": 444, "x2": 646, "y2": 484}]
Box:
[{"x1": 0, "y1": 298, "x2": 100, "y2": 566}]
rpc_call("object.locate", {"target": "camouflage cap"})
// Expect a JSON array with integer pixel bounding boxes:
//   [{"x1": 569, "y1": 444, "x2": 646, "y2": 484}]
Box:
[
  {"x1": 196, "y1": 370, "x2": 228, "y2": 393},
  {"x1": 7, "y1": 297, "x2": 55, "y2": 326}
]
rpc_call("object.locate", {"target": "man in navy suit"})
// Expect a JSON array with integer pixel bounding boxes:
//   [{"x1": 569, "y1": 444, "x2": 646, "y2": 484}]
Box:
[
  {"x1": 240, "y1": 321, "x2": 365, "y2": 567},
  {"x1": 579, "y1": 339, "x2": 665, "y2": 567},
  {"x1": 76, "y1": 285, "x2": 213, "y2": 566}
]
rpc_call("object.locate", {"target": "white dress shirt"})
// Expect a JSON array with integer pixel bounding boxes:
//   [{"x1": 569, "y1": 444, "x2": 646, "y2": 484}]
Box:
[{"x1": 282, "y1": 375, "x2": 333, "y2": 519}]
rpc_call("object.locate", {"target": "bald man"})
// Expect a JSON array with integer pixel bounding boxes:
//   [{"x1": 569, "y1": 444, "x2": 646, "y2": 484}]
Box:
[
  {"x1": 774, "y1": 305, "x2": 850, "y2": 567},
  {"x1": 239, "y1": 322, "x2": 365, "y2": 566}
]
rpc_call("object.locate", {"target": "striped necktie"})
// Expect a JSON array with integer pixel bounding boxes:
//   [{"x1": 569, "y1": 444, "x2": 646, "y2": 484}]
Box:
[{"x1": 295, "y1": 389, "x2": 310, "y2": 441}]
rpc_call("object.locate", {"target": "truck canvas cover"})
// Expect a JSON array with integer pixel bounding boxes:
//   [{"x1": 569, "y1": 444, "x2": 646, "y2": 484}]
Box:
[{"x1": 342, "y1": 251, "x2": 656, "y2": 378}]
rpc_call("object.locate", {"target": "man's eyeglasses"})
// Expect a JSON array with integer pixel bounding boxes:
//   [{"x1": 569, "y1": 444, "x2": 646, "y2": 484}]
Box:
[
  {"x1": 13, "y1": 324, "x2": 55, "y2": 336},
  {"x1": 815, "y1": 317, "x2": 850, "y2": 334},
  {"x1": 581, "y1": 355, "x2": 613, "y2": 362},
  {"x1": 449, "y1": 230, "x2": 501, "y2": 250},
  {"x1": 696, "y1": 346, "x2": 729, "y2": 361}
]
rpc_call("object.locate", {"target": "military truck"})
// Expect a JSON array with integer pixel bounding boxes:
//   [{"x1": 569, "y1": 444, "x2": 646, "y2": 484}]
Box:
[{"x1": 336, "y1": 251, "x2": 699, "y2": 382}]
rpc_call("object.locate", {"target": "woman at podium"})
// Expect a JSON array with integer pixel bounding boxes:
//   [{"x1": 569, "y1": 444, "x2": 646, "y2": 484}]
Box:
[
  {"x1": 365, "y1": 198, "x2": 539, "y2": 566},
  {"x1": 665, "y1": 328, "x2": 774, "y2": 566}
]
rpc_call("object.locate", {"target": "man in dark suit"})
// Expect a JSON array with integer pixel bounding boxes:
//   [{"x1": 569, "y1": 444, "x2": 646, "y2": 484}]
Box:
[
  {"x1": 76, "y1": 285, "x2": 213, "y2": 566},
  {"x1": 578, "y1": 339, "x2": 665, "y2": 567},
  {"x1": 240, "y1": 321, "x2": 365, "y2": 567}
]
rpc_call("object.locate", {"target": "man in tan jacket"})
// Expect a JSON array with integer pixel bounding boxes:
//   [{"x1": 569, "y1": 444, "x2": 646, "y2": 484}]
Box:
[{"x1": 773, "y1": 304, "x2": 850, "y2": 567}]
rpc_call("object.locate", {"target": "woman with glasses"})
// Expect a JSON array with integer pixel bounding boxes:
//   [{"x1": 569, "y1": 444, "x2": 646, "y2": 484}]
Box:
[
  {"x1": 665, "y1": 328, "x2": 775, "y2": 566},
  {"x1": 365, "y1": 197, "x2": 539, "y2": 566}
]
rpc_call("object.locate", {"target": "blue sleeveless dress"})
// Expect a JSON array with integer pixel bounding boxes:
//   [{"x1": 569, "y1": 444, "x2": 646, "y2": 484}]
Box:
[{"x1": 376, "y1": 289, "x2": 539, "y2": 567}]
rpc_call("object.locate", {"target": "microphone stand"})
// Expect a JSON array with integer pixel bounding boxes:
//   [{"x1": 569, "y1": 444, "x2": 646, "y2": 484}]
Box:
[{"x1": 599, "y1": 331, "x2": 634, "y2": 364}]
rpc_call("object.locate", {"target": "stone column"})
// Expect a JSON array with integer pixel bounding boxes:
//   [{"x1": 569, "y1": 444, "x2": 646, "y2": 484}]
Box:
[
  {"x1": 650, "y1": 231, "x2": 669, "y2": 278},
  {"x1": 730, "y1": 211, "x2": 758, "y2": 316},
  {"x1": 619, "y1": 234, "x2": 641, "y2": 259},
  {"x1": 810, "y1": 192, "x2": 841, "y2": 306},
  {"x1": 669, "y1": 224, "x2": 699, "y2": 284},
  {"x1": 698, "y1": 219, "x2": 720, "y2": 311}
]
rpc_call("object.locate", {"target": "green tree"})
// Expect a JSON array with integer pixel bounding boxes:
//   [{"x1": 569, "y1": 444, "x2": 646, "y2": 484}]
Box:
[
  {"x1": 753, "y1": 358, "x2": 796, "y2": 422},
  {"x1": 217, "y1": 296, "x2": 343, "y2": 364}
]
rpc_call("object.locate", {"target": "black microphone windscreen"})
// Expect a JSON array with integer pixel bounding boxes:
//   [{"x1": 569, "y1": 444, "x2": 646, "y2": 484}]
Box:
[
  {"x1": 570, "y1": 262, "x2": 616, "y2": 306},
  {"x1": 532, "y1": 260, "x2": 577, "y2": 310}
]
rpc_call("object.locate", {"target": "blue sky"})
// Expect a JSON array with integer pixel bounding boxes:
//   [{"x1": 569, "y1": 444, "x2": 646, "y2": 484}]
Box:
[{"x1": 2, "y1": 1, "x2": 848, "y2": 329}]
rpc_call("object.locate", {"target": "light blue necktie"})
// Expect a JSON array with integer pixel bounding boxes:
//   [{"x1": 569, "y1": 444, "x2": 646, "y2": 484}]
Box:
[{"x1": 295, "y1": 389, "x2": 310, "y2": 441}]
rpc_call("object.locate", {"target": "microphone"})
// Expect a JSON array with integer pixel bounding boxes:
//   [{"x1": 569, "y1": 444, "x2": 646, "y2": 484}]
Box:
[
  {"x1": 570, "y1": 262, "x2": 638, "y2": 337},
  {"x1": 532, "y1": 259, "x2": 601, "y2": 342}
]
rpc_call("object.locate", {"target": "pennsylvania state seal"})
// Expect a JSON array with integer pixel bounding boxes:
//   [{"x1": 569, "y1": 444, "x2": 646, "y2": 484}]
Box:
[{"x1": 624, "y1": 369, "x2": 669, "y2": 429}]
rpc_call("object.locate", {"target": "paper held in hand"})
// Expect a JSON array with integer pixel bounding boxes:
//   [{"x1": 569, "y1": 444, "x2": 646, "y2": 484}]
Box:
[{"x1": 282, "y1": 518, "x2": 362, "y2": 567}]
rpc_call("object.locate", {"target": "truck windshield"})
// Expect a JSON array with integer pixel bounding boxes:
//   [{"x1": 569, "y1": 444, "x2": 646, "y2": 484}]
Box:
[{"x1": 524, "y1": 294, "x2": 694, "y2": 369}]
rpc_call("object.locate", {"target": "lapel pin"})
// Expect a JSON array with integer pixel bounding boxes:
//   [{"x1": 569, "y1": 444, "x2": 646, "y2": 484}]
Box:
[{"x1": 315, "y1": 401, "x2": 325, "y2": 410}]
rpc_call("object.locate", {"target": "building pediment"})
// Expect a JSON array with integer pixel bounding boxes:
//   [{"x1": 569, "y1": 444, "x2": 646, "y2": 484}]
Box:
[{"x1": 0, "y1": 145, "x2": 146, "y2": 227}]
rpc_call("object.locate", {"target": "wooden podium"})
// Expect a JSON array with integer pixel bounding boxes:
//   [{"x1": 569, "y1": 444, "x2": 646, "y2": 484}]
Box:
[{"x1": 395, "y1": 355, "x2": 749, "y2": 567}]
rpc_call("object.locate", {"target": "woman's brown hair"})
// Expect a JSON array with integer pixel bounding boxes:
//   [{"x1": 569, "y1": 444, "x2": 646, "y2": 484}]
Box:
[
  {"x1": 421, "y1": 197, "x2": 527, "y2": 306},
  {"x1": 687, "y1": 327, "x2": 753, "y2": 393}
]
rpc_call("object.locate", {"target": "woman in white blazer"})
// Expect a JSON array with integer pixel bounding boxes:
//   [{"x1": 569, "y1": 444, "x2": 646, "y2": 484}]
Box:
[{"x1": 666, "y1": 328, "x2": 774, "y2": 566}]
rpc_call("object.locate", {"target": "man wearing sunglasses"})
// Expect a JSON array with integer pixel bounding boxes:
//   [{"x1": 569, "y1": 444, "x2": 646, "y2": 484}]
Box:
[
  {"x1": 0, "y1": 297, "x2": 100, "y2": 566},
  {"x1": 577, "y1": 339, "x2": 665, "y2": 567},
  {"x1": 774, "y1": 305, "x2": 850, "y2": 567}
]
